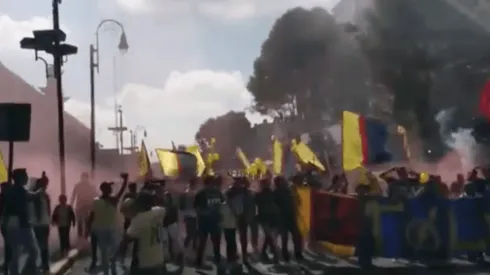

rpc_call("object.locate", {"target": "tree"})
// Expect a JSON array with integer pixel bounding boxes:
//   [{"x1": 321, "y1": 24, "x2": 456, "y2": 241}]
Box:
[
  {"x1": 195, "y1": 111, "x2": 255, "y2": 168},
  {"x1": 247, "y1": 7, "x2": 340, "y2": 121}
]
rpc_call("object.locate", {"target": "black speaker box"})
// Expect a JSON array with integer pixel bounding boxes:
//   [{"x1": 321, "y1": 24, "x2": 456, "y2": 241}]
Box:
[{"x1": 0, "y1": 103, "x2": 31, "y2": 142}]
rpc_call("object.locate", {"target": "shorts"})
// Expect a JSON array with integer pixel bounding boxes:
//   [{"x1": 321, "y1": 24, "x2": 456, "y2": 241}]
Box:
[{"x1": 130, "y1": 264, "x2": 165, "y2": 275}]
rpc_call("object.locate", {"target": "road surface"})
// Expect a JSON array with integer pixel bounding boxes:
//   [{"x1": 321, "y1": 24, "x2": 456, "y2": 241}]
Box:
[{"x1": 62, "y1": 243, "x2": 490, "y2": 275}]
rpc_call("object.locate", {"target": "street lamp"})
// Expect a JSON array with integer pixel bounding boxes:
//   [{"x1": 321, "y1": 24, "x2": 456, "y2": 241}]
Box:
[
  {"x1": 20, "y1": 0, "x2": 78, "y2": 195},
  {"x1": 89, "y1": 19, "x2": 129, "y2": 180}
]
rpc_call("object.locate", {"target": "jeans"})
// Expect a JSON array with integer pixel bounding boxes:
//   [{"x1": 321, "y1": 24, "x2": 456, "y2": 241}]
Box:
[
  {"x1": 223, "y1": 228, "x2": 237, "y2": 262},
  {"x1": 7, "y1": 226, "x2": 38, "y2": 275},
  {"x1": 183, "y1": 216, "x2": 198, "y2": 250},
  {"x1": 93, "y1": 228, "x2": 117, "y2": 275},
  {"x1": 58, "y1": 226, "x2": 71, "y2": 253},
  {"x1": 1, "y1": 226, "x2": 12, "y2": 275},
  {"x1": 196, "y1": 222, "x2": 221, "y2": 265},
  {"x1": 34, "y1": 225, "x2": 50, "y2": 270},
  {"x1": 130, "y1": 265, "x2": 166, "y2": 275},
  {"x1": 166, "y1": 223, "x2": 183, "y2": 255}
]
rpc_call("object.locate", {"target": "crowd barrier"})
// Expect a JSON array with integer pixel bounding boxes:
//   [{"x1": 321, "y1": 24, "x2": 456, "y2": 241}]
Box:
[{"x1": 295, "y1": 187, "x2": 490, "y2": 259}]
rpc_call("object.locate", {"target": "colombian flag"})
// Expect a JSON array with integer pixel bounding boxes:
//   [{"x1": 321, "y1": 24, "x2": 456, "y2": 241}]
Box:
[
  {"x1": 342, "y1": 111, "x2": 392, "y2": 171},
  {"x1": 185, "y1": 145, "x2": 206, "y2": 177},
  {"x1": 155, "y1": 149, "x2": 197, "y2": 179}
]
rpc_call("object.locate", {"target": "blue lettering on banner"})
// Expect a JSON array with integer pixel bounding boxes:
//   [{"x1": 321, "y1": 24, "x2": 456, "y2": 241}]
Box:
[{"x1": 361, "y1": 194, "x2": 490, "y2": 259}]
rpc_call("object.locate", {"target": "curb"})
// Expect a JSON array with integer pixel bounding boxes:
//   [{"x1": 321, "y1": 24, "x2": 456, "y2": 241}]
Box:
[{"x1": 48, "y1": 249, "x2": 80, "y2": 275}]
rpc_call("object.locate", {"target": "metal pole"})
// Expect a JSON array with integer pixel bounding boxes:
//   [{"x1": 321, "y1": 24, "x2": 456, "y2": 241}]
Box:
[
  {"x1": 89, "y1": 44, "x2": 96, "y2": 180},
  {"x1": 129, "y1": 130, "x2": 134, "y2": 151},
  {"x1": 118, "y1": 107, "x2": 124, "y2": 154},
  {"x1": 113, "y1": 56, "x2": 119, "y2": 152},
  {"x1": 52, "y1": 0, "x2": 67, "y2": 195}
]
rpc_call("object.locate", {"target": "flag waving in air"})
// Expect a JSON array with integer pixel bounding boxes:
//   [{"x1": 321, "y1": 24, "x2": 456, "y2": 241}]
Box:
[
  {"x1": 138, "y1": 141, "x2": 152, "y2": 178},
  {"x1": 186, "y1": 145, "x2": 206, "y2": 176},
  {"x1": 291, "y1": 140, "x2": 326, "y2": 172},
  {"x1": 342, "y1": 111, "x2": 392, "y2": 171},
  {"x1": 479, "y1": 80, "x2": 490, "y2": 121},
  {"x1": 236, "y1": 148, "x2": 251, "y2": 169},
  {"x1": 272, "y1": 139, "x2": 283, "y2": 175},
  {"x1": 0, "y1": 151, "x2": 7, "y2": 183},
  {"x1": 155, "y1": 149, "x2": 197, "y2": 179}
]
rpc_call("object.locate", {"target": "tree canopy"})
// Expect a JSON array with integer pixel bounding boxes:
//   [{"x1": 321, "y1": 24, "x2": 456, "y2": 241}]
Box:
[
  {"x1": 247, "y1": 7, "x2": 340, "y2": 121},
  {"x1": 195, "y1": 111, "x2": 255, "y2": 167}
]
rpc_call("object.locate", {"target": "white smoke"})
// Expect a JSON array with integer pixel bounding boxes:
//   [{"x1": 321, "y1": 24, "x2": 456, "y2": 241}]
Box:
[{"x1": 436, "y1": 108, "x2": 478, "y2": 171}]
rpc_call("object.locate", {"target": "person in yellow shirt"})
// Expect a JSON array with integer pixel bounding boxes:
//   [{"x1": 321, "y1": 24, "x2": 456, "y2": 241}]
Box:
[
  {"x1": 88, "y1": 173, "x2": 129, "y2": 275},
  {"x1": 118, "y1": 192, "x2": 166, "y2": 275}
]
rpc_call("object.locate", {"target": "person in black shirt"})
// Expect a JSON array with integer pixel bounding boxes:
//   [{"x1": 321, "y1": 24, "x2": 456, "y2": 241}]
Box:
[
  {"x1": 226, "y1": 177, "x2": 255, "y2": 262},
  {"x1": 193, "y1": 175, "x2": 224, "y2": 267},
  {"x1": 0, "y1": 181, "x2": 11, "y2": 275},
  {"x1": 450, "y1": 174, "x2": 465, "y2": 198},
  {"x1": 255, "y1": 178, "x2": 280, "y2": 262},
  {"x1": 273, "y1": 176, "x2": 303, "y2": 262},
  {"x1": 4, "y1": 168, "x2": 39, "y2": 275},
  {"x1": 32, "y1": 174, "x2": 51, "y2": 272},
  {"x1": 52, "y1": 194, "x2": 76, "y2": 256}
]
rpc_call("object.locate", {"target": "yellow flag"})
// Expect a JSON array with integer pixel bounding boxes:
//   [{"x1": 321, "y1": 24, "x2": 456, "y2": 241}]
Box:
[
  {"x1": 156, "y1": 149, "x2": 180, "y2": 177},
  {"x1": 138, "y1": 141, "x2": 152, "y2": 178},
  {"x1": 0, "y1": 151, "x2": 7, "y2": 183},
  {"x1": 273, "y1": 139, "x2": 283, "y2": 175},
  {"x1": 236, "y1": 148, "x2": 251, "y2": 169},
  {"x1": 155, "y1": 149, "x2": 198, "y2": 178},
  {"x1": 186, "y1": 145, "x2": 206, "y2": 176},
  {"x1": 292, "y1": 142, "x2": 326, "y2": 172}
]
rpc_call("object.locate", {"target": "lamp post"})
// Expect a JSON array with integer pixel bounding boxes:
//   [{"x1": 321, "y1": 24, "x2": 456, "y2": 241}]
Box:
[
  {"x1": 89, "y1": 19, "x2": 129, "y2": 180},
  {"x1": 20, "y1": 0, "x2": 78, "y2": 195}
]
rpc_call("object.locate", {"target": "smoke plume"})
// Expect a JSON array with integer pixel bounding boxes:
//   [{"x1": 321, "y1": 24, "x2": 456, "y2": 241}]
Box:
[{"x1": 436, "y1": 108, "x2": 478, "y2": 171}]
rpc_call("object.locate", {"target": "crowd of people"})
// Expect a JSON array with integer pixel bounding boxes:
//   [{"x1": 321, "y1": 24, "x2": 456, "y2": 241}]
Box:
[
  {"x1": 1, "y1": 164, "x2": 489, "y2": 274},
  {"x1": 324, "y1": 166, "x2": 490, "y2": 268},
  {"x1": 0, "y1": 169, "x2": 306, "y2": 275}
]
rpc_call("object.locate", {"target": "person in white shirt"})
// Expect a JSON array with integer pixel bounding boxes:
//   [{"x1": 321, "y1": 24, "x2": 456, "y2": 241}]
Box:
[
  {"x1": 221, "y1": 199, "x2": 237, "y2": 263},
  {"x1": 180, "y1": 179, "x2": 198, "y2": 252},
  {"x1": 88, "y1": 174, "x2": 128, "y2": 275},
  {"x1": 118, "y1": 192, "x2": 166, "y2": 275},
  {"x1": 71, "y1": 172, "x2": 97, "y2": 239}
]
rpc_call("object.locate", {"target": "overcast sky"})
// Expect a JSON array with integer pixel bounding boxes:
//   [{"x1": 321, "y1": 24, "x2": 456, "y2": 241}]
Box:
[{"x1": 0, "y1": 0, "x2": 340, "y2": 151}]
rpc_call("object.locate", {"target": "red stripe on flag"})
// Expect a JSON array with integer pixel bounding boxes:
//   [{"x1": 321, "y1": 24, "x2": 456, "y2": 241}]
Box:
[
  {"x1": 358, "y1": 115, "x2": 368, "y2": 164},
  {"x1": 310, "y1": 190, "x2": 361, "y2": 246},
  {"x1": 479, "y1": 80, "x2": 490, "y2": 121}
]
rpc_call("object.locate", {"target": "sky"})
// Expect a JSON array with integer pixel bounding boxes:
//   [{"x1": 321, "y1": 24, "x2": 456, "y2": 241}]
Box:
[{"x1": 0, "y1": 0, "x2": 340, "y2": 152}]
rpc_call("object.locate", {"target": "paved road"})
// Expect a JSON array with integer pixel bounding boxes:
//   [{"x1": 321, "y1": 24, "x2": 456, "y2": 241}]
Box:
[
  {"x1": 62, "y1": 243, "x2": 490, "y2": 275},
  {"x1": 0, "y1": 229, "x2": 78, "y2": 274}
]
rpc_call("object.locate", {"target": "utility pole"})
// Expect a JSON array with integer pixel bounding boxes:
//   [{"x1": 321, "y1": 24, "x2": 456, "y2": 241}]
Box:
[
  {"x1": 123, "y1": 130, "x2": 138, "y2": 153},
  {"x1": 52, "y1": 0, "x2": 67, "y2": 195},
  {"x1": 108, "y1": 105, "x2": 127, "y2": 154},
  {"x1": 20, "y1": 1, "x2": 77, "y2": 196}
]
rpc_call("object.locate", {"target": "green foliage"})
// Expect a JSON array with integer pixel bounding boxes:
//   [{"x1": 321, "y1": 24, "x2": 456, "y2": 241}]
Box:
[
  {"x1": 247, "y1": 7, "x2": 339, "y2": 117},
  {"x1": 195, "y1": 111, "x2": 254, "y2": 158}
]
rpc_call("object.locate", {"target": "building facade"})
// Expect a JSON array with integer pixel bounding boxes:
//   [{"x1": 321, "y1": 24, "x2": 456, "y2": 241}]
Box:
[{"x1": 0, "y1": 62, "x2": 136, "y2": 192}]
